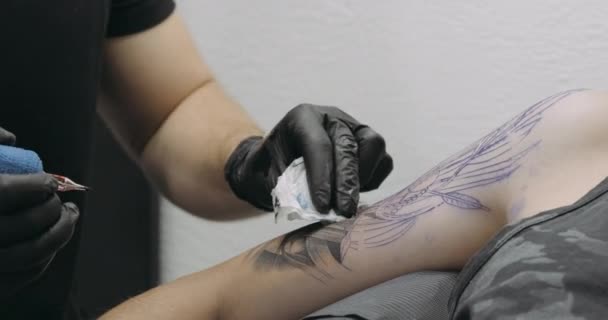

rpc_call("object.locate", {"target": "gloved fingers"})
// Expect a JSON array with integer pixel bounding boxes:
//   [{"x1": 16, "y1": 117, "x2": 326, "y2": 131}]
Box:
[
  {"x1": 290, "y1": 105, "x2": 334, "y2": 213},
  {"x1": 0, "y1": 173, "x2": 57, "y2": 215},
  {"x1": 318, "y1": 106, "x2": 362, "y2": 128},
  {"x1": 327, "y1": 118, "x2": 359, "y2": 218},
  {"x1": 0, "y1": 194, "x2": 62, "y2": 245},
  {"x1": 362, "y1": 154, "x2": 394, "y2": 191},
  {"x1": 317, "y1": 107, "x2": 392, "y2": 191},
  {"x1": 0, "y1": 127, "x2": 16, "y2": 146},
  {"x1": 0, "y1": 203, "x2": 79, "y2": 272},
  {"x1": 353, "y1": 126, "x2": 392, "y2": 191},
  {"x1": 0, "y1": 258, "x2": 52, "y2": 300}
]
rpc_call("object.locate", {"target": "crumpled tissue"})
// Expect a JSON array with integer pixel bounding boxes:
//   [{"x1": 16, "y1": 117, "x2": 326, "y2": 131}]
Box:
[{"x1": 272, "y1": 157, "x2": 346, "y2": 223}]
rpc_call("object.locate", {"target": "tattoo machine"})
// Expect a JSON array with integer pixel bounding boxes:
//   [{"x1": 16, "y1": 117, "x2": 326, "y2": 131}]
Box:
[
  {"x1": 0, "y1": 145, "x2": 89, "y2": 192},
  {"x1": 272, "y1": 157, "x2": 347, "y2": 223}
]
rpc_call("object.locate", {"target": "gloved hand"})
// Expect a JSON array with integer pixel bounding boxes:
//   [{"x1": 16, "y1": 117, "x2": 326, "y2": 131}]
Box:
[
  {"x1": 225, "y1": 104, "x2": 393, "y2": 218},
  {"x1": 0, "y1": 127, "x2": 16, "y2": 146},
  {"x1": 0, "y1": 127, "x2": 79, "y2": 300}
]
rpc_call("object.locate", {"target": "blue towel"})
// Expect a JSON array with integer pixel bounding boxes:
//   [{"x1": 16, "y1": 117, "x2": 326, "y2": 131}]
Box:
[{"x1": 0, "y1": 145, "x2": 43, "y2": 174}]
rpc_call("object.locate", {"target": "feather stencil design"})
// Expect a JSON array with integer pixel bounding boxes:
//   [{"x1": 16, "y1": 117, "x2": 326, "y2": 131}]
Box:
[{"x1": 342, "y1": 89, "x2": 583, "y2": 251}]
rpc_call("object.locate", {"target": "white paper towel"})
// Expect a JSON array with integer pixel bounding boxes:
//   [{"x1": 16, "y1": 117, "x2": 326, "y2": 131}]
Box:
[{"x1": 272, "y1": 157, "x2": 346, "y2": 223}]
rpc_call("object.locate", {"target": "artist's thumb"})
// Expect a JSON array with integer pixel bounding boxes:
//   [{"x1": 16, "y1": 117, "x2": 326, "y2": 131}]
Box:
[{"x1": 0, "y1": 126, "x2": 16, "y2": 146}]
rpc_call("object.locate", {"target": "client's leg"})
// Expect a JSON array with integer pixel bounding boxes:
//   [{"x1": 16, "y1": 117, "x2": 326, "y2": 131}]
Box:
[{"x1": 101, "y1": 89, "x2": 608, "y2": 320}]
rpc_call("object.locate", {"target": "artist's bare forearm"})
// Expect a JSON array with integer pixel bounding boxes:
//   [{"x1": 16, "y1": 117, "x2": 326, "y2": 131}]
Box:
[
  {"x1": 140, "y1": 81, "x2": 263, "y2": 218},
  {"x1": 99, "y1": 13, "x2": 264, "y2": 217}
]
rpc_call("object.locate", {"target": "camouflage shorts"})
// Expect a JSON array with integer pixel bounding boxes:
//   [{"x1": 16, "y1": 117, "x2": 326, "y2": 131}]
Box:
[{"x1": 449, "y1": 177, "x2": 608, "y2": 319}]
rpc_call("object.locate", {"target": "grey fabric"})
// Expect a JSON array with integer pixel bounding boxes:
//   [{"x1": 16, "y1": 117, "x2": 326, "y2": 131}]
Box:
[
  {"x1": 304, "y1": 271, "x2": 458, "y2": 320},
  {"x1": 449, "y1": 177, "x2": 608, "y2": 319}
]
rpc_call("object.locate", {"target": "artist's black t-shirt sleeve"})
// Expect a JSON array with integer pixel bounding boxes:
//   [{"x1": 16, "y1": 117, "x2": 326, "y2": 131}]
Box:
[{"x1": 106, "y1": 0, "x2": 176, "y2": 37}]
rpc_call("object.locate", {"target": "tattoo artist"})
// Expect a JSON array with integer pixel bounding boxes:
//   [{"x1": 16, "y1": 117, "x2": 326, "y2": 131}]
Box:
[{"x1": 0, "y1": 2, "x2": 393, "y2": 318}]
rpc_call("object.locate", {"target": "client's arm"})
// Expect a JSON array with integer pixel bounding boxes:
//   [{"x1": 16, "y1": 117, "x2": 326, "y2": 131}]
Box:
[
  {"x1": 101, "y1": 89, "x2": 595, "y2": 320},
  {"x1": 102, "y1": 194, "x2": 501, "y2": 320}
]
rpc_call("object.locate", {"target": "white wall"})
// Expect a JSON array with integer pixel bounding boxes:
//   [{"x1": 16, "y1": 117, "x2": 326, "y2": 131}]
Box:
[{"x1": 160, "y1": 0, "x2": 608, "y2": 282}]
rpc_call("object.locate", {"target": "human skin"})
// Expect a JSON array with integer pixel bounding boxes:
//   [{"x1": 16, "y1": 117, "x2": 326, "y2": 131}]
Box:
[{"x1": 102, "y1": 89, "x2": 608, "y2": 320}]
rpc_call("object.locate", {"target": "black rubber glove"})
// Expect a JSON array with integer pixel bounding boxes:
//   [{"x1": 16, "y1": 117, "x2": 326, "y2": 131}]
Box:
[
  {"x1": 0, "y1": 127, "x2": 79, "y2": 300},
  {"x1": 0, "y1": 127, "x2": 16, "y2": 146},
  {"x1": 225, "y1": 104, "x2": 393, "y2": 217}
]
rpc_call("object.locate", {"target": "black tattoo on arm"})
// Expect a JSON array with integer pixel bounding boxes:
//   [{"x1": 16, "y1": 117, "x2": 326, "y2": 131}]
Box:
[
  {"x1": 248, "y1": 89, "x2": 584, "y2": 283},
  {"x1": 249, "y1": 221, "x2": 354, "y2": 282}
]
